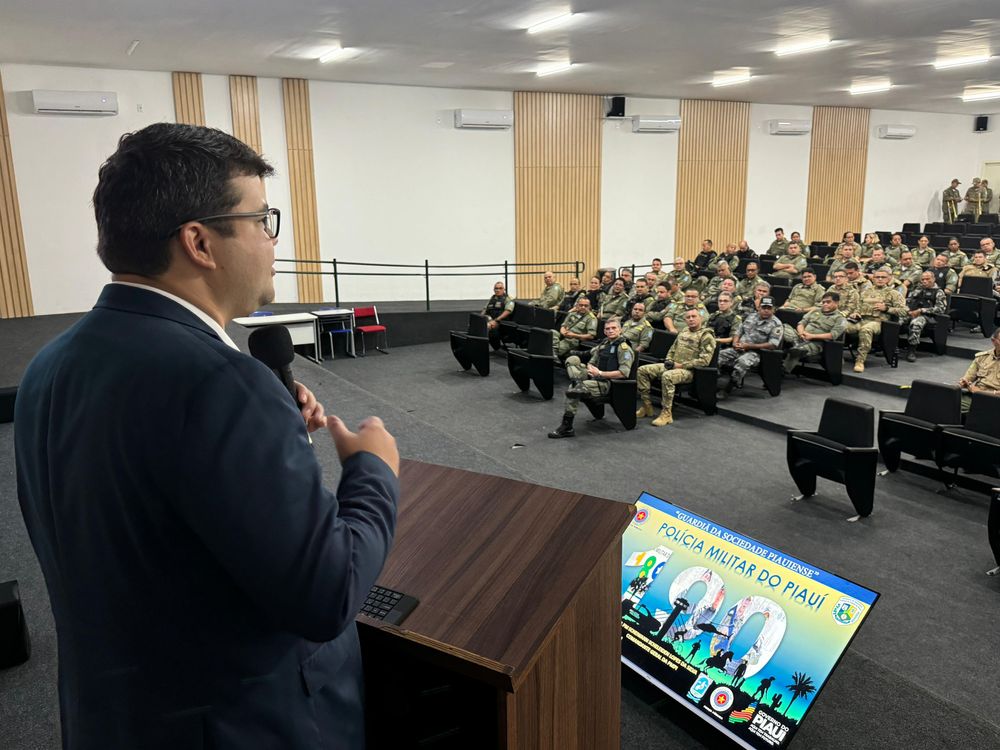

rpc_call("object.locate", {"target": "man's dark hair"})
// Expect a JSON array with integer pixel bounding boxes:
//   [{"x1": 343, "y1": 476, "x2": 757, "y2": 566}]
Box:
[
  {"x1": 652, "y1": 257, "x2": 662, "y2": 263},
  {"x1": 93, "y1": 123, "x2": 275, "y2": 276},
  {"x1": 891, "y1": 232, "x2": 902, "y2": 240},
  {"x1": 703, "y1": 239, "x2": 713, "y2": 246},
  {"x1": 844, "y1": 261, "x2": 860, "y2": 271},
  {"x1": 948, "y1": 236, "x2": 960, "y2": 245},
  {"x1": 774, "y1": 227, "x2": 783, "y2": 233},
  {"x1": 822, "y1": 292, "x2": 840, "y2": 302}
]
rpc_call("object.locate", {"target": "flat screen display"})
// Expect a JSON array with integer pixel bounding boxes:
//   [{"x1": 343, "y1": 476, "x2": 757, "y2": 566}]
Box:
[{"x1": 621, "y1": 492, "x2": 879, "y2": 750}]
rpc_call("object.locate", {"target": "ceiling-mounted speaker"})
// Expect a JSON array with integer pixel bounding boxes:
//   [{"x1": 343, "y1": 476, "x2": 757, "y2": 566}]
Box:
[
  {"x1": 604, "y1": 96, "x2": 626, "y2": 118},
  {"x1": 975, "y1": 115, "x2": 989, "y2": 132}
]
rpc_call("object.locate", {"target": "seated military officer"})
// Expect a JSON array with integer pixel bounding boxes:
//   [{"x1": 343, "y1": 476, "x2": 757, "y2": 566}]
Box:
[
  {"x1": 646, "y1": 283, "x2": 675, "y2": 328},
  {"x1": 650, "y1": 257, "x2": 669, "y2": 284},
  {"x1": 709, "y1": 243, "x2": 740, "y2": 273},
  {"x1": 958, "y1": 250, "x2": 997, "y2": 284},
  {"x1": 886, "y1": 233, "x2": 909, "y2": 264},
  {"x1": 642, "y1": 272, "x2": 661, "y2": 294},
  {"x1": 557, "y1": 277, "x2": 584, "y2": 314},
  {"x1": 790, "y1": 231, "x2": 810, "y2": 257},
  {"x1": 620, "y1": 303, "x2": 654, "y2": 352},
  {"x1": 911, "y1": 235, "x2": 935, "y2": 268},
  {"x1": 781, "y1": 268, "x2": 826, "y2": 312},
  {"x1": 837, "y1": 231, "x2": 857, "y2": 252},
  {"x1": 482, "y1": 280, "x2": 514, "y2": 346},
  {"x1": 531, "y1": 270, "x2": 565, "y2": 310},
  {"x1": 846, "y1": 269, "x2": 907, "y2": 372},
  {"x1": 767, "y1": 227, "x2": 789, "y2": 256},
  {"x1": 735, "y1": 262, "x2": 761, "y2": 299},
  {"x1": 862, "y1": 247, "x2": 896, "y2": 277},
  {"x1": 828, "y1": 244, "x2": 858, "y2": 275},
  {"x1": 585, "y1": 275, "x2": 604, "y2": 310},
  {"x1": 771, "y1": 241, "x2": 808, "y2": 279},
  {"x1": 705, "y1": 277, "x2": 741, "y2": 309},
  {"x1": 844, "y1": 261, "x2": 871, "y2": 294},
  {"x1": 706, "y1": 292, "x2": 741, "y2": 347},
  {"x1": 600, "y1": 269, "x2": 615, "y2": 293},
  {"x1": 958, "y1": 328, "x2": 1000, "y2": 413},
  {"x1": 902, "y1": 271, "x2": 948, "y2": 362},
  {"x1": 625, "y1": 278, "x2": 654, "y2": 317},
  {"x1": 942, "y1": 238, "x2": 969, "y2": 270},
  {"x1": 691, "y1": 239, "x2": 717, "y2": 281},
  {"x1": 668, "y1": 256, "x2": 695, "y2": 291},
  {"x1": 702, "y1": 261, "x2": 736, "y2": 301},
  {"x1": 620, "y1": 268, "x2": 636, "y2": 294},
  {"x1": 547, "y1": 317, "x2": 634, "y2": 439},
  {"x1": 930, "y1": 253, "x2": 959, "y2": 294},
  {"x1": 893, "y1": 251, "x2": 922, "y2": 292},
  {"x1": 827, "y1": 269, "x2": 860, "y2": 318},
  {"x1": 784, "y1": 292, "x2": 848, "y2": 373},
  {"x1": 982, "y1": 237, "x2": 1000, "y2": 267},
  {"x1": 718, "y1": 296, "x2": 784, "y2": 392},
  {"x1": 636, "y1": 308, "x2": 716, "y2": 427},
  {"x1": 665, "y1": 288, "x2": 709, "y2": 333},
  {"x1": 736, "y1": 240, "x2": 757, "y2": 262},
  {"x1": 552, "y1": 296, "x2": 598, "y2": 358},
  {"x1": 739, "y1": 281, "x2": 771, "y2": 319},
  {"x1": 599, "y1": 277, "x2": 630, "y2": 319},
  {"x1": 860, "y1": 233, "x2": 882, "y2": 258}
]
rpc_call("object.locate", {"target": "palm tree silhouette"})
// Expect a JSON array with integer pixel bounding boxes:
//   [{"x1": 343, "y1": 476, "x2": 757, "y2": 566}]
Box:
[{"x1": 783, "y1": 672, "x2": 816, "y2": 719}]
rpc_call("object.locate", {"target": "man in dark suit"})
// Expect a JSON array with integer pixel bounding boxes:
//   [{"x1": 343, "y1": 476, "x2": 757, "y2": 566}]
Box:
[{"x1": 15, "y1": 123, "x2": 399, "y2": 749}]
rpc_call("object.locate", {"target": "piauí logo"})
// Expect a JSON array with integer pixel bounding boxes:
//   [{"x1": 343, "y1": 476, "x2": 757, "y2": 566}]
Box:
[
  {"x1": 634, "y1": 509, "x2": 649, "y2": 525},
  {"x1": 832, "y1": 596, "x2": 865, "y2": 626}
]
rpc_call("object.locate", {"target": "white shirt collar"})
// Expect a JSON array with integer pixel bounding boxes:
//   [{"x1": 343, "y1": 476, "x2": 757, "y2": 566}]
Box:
[{"x1": 111, "y1": 281, "x2": 240, "y2": 351}]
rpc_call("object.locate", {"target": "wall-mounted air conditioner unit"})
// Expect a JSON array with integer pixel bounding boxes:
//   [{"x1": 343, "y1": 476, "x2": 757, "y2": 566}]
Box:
[
  {"x1": 766, "y1": 119, "x2": 811, "y2": 135},
  {"x1": 453, "y1": 109, "x2": 513, "y2": 129},
  {"x1": 31, "y1": 90, "x2": 118, "y2": 116},
  {"x1": 876, "y1": 124, "x2": 917, "y2": 140},
  {"x1": 631, "y1": 115, "x2": 681, "y2": 133}
]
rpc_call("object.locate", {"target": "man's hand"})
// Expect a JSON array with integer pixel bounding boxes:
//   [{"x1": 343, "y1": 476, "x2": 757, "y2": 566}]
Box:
[
  {"x1": 909, "y1": 309, "x2": 921, "y2": 318},
  {"x1": 586, "y1": 363, "x2": 602, "y2": 377},
  {"x1": 487, "y1": 320, "x2": 497, "y2": 330},
  {"x1": 295, "y1": 381, "x2": 327, "y2": 432},
  {"x1": 327, "y1": 415, "x2": 400, "y2": 477}
]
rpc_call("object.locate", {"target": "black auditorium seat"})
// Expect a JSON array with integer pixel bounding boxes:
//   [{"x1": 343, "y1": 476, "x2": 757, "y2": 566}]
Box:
[
  {"x1": 498, "y1": 301, "x2": 534, "y2": 348},
  {"x1": 776, "y1": 308, "x2": 845, "y2": 385},
  {"x1": 787, "y1": 398, "x2": 879, "y2": 520},
  {"x1": 877, "y1": 380, "x2": 962, "y2": 474},
  {"x1": 948, "y1": 275, "x2": 997, "y2": 337},
  {"x1": 936, "y1": 393, "x2": 1000, "y2": 487},
  {"x1": 901, "y1": 223, "x2": 920, "y2": 233},
  {"x1": 899, "y1": 312, "x2": 951, "y2": 355},
  {"x1": 506, "y1": 326, "x2": 555, "y2": 400},
  {"x1": 988, "y1": 489, "x2": 1000, "y2": 575},
  {"x1": 449, "y1": 313, "x2": 491, "y2": 376},
  {"x1": 581, "y1": 364, "x2": 638, "y2": 432},
  {"x1": 845, "y1": 320, "x2": 902, "y2": 368}
]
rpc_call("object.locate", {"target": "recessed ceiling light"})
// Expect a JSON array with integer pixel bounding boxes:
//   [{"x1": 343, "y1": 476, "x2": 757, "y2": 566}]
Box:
[
  {"x1": 318, "y1": 45, "x2": 358, "y2": 63},
  {"x1": 421, "y1": 62, "x2": 454, "y2": 69},
  {"x1": 934, "y1": 54, "x2": 992, "y2": 70},
  {"x1": 527, "y1": 12, "x2": 576, "y2": 34},
  {"x1": 712, "y1": 69, "x2": 752, "y2": 87},
  {"x1": 775, "y1": 37, "x2": 831, "y2": 57},
  {"x1": 536, "y1": 61, "x2": 575, "y2": 77},
  {"x1": 850, "y1": 79, "x2": 892, "y2": 95},
  {"x1": 962, "y1": 86, "x2": 1000, "y2": 102},
  {"x1": 126, "y1": 40, "x2": 140, "y2": 57}
]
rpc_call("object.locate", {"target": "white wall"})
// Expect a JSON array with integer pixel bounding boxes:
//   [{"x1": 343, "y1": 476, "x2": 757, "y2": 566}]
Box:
[
  {"x1": 600, "y1": 97, "x2": 679, "y2": 273},
  {"x1": 745, "y1": 103, "x2": 812, "y2": 252},
  {"x1": 1, "y1": 63, "x2": 174, "y2": 314},
  {"x1": 309, "y1": 81, "x2": 515, "y2": 302}
]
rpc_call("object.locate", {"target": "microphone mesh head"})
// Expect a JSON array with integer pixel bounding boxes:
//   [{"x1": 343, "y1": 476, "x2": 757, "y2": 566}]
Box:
[{"x1": 248, "y1": 325, "x2": 294, "y2": 369}]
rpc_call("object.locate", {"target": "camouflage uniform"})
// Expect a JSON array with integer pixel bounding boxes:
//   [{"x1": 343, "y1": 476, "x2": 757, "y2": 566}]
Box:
[
  {"x1": 552, "y1": 309, "x2": 598, "y2": 357},
  {"x1": 862, "y1": 258, "x2": 894, "y2": 276},
  {"x1": 562, "y1": 339, "x2": 634, "y2": 416},
  {"x1": 645, "y1": 296, "x2": 674, "y2": 326},
  {"x1": 620, "y1": 317, "x2": 654, "y2": 352},
  {"x1": 718, "y1": 312, "x2": 784, "y2": 384},
  {"x1": 702, "y1": 274, "x2": 737, "y2": 302},
  {"x1": 849, "y1": 277, "x2": 873, "y2": 296},
  {"x1": 666, "y1": 302, "x2": 709, "y2": 331},
  {"x1": 985, "y1": 185, "x2": 995, "y2": 213},
  {"x1": 636, "y1": 327, "x2": 716, "y2": 419},
  {"x1": 958, "y1": 262, "x2": 997, "y2": 284},
  {"x1": 782, "y1": 282, "x2": 826, "y2": 311},
  {"x1": 767, "y1": 238, "x2": 789, "y2": 256},
  {"x1": 943, "y1": 249, "x2": 969, "y2": 269},
  {"x1": 784, "y1": 309, "x2": 848, "y2": 372},
  {"x1": 859, "y1": 242, "x2": 882, "y2": 259},
  {"x1": 885, "y1": 243, "x2": 909, "y2": 264},
  {"x1": 771, "y1": 253, "x2": 808, "y2": 279},
  {"x1": 668, "y1": 268, "x2": 696, "y2": 291},
  {"x1": 910, "y1": 246, "x2": 935, "y2": 268},
  {"x1": 931, "y1": 265, "x2": 959, "y2": 294},
  {"x1": 736, "y1": 276, "x2": 763, "y2": 299},
  {"x1": 893, "y1": 263, "x2": 923, "y2": 290},
  {"x1": 828, "y1": 284, "x2": 861, "y2": 317},
  {"x1": 965, "y1": 185, "x2": 988, "y2": 217},
  {"x1": 599, "y1": 291, "x2": 629, "y2": 319},
  {"x1": 532, "y1": 282, "x2": 564, "y2": 310},
  {"x1": 904, "y1": 285, "x2": 947, "y2": 346},
  {"x1": 846, "y1": 285, "x2": 907, "y2": 363},
  {"x1": 828, "y1": 257, "x2": 858, "y2": 276},
  {"x1": 943, "y1": 186, "x2": 961, "y2": 221},
  {"x1": 709, "y1": 253, "x2": 740, "y2": 274},
  {"x1": 962, "y1": 349, "x2": 1000, "y2": 411}
]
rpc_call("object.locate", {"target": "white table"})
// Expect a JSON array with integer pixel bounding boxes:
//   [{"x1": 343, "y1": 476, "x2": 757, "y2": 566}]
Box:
[
  {"x1": 234, "y1": 312, "x2": 321, "y2": 361},
  {"x1": 311, "y1": 308, "x2": 356, "y2": 359}
]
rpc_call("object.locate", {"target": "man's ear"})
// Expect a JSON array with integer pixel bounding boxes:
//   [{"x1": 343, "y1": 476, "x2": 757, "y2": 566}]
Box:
[{"x1": 175, "y1": 224, "x2": 218, "y2": 270}]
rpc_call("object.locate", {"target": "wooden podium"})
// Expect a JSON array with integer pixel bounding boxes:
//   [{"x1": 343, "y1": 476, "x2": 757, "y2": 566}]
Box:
[{"x1": 358, "y1": 460, "x2": 635, "y2": 749}]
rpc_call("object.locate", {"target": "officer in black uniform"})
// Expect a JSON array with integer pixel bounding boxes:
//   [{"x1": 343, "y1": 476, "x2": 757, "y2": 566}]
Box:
[{"x1": 482, "y1": 280, "x2": 514, "y2": 348}]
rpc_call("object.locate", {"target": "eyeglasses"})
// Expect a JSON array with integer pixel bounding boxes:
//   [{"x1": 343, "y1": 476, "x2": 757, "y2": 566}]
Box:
[{"x1": 164, "y1": 207, "x2": 280, "y2": 240}]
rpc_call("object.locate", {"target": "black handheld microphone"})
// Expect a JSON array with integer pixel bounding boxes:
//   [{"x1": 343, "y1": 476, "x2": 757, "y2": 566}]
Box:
[{"x1": 248, "y1": 325, "x2": 298, "y2": 407}]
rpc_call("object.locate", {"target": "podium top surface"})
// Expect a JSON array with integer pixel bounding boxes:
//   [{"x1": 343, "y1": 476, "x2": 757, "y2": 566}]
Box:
[
  {"x1": 233, "y1": 312, "x2": 317, "y2": 325},
  {"x1": 368, "y1": 460, "x2": 634, "y2": 691}
]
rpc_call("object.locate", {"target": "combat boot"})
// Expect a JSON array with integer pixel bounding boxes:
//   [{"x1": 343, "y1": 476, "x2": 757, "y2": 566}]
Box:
[
  {"x1": 636, "y1": 398, "x2": 654, "y2": 418},
  {"x1": 547, "y1": 413, "x2": 576, "y2": 439},
  {"x1": 853, "y1": 357, "x2": 865, "y2": 373},
  {"x1": 905, "y1": 342, "x2": 917, "y2": 363},
  {"x1": 651, "y1": 404, "x2": 673, "y2": 426}
]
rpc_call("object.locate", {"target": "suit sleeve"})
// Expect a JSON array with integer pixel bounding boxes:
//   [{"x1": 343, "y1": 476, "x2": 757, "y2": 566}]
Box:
[{"x1": 175, "y1": 357, "x2": 398, "y2": 642}]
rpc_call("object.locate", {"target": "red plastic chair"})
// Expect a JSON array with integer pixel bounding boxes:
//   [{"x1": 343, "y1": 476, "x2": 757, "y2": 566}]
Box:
[{"x1": 352, "y1": 306, "x2": 389, "y2": 355}]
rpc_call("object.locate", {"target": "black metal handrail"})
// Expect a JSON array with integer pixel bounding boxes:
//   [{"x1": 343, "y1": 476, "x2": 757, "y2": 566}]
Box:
[{"x1": 273, "y1": 258, "x2": 585, "y2": 311}]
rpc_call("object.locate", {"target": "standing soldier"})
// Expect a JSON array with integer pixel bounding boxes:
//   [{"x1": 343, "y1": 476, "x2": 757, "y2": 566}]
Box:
[
  {"x1": 846, "y1": 270, "x2": 907, "y2": 372},
  {"x1": 943, "y1": 178, "x2": 961, "y2": 221},
  {"x1": 620, "y1": 303, "x2": 654, "y2": 353},
  {"x1": 717, "y1": 297, "x2": 784, "y2": 392},
  {"x1": 635, "y1": 309, "x2": 716, "y2": 426},
  {"x1": 983, "y1": 179, "x2": 994, "y2": 214},
  {"x1": 552, "y1": 296, "x2": 598, "y2": 358},
  {"x1": 482, "y1": 280, "x2": 514, "y2": 348},
  {"x1": 548, "y1": 317, "x2": 633, "y2": 438},
  {"x1": 784, "y1": 293, "x2": 848, "y2": 373},
  {"x1": 903, "y1": 271, "x2": 948, "y2": 362},
  {"x1": 531, "y1": 270, "x2": 564, "y2": 310},
  {"x1": 965, "y1": 178, "x2": 987, "y2": 220}
]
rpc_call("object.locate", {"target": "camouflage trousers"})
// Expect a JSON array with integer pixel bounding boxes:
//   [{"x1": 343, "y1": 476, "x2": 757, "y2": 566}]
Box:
[
  {"x1": 846, "y1": 320, "x2": 881, "y2": 359},
  {"x1": 637, "y1": 363, "x2": 693, "y2": 408},
  {"x1": 552, "y1": 331, "x2": 578, "y2": 358},
  {"x1": 717, "y1": 347, "x2": 760, "y2": 381},
  {"x1": 784, "y1": 342, "x2": 823, "y2": 373},
  {"x1": 563, "y1": 355, "x2": 610, "y2": 415},
  {"x1": 906, "y1": 315, "x2": 930, "y2": 345}
]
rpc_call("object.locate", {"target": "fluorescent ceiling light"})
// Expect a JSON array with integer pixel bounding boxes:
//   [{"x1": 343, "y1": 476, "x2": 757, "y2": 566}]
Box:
[
  {"x1": 126, "y1": 40, "x2": 140, "y2": 57},
  {"x1": 536, "y1": 61, "x2": 575, "y2": 77},
  {"x1": 934, "y1": 54, "x2": 992, "y2": 70},
  {"x1": 962, "y1": 86, "x2": 1000, "y2": 102},
  {"x1": 775, "y1": 37, "x2": 831, "y2": 57},
  {"x1": 850, "y1": 80, "x2": 892, "y2": 95},
  {"x1": 527, "y1": 12, "x2": 576, "y2": 34},
  {"x1": 318, "y1": 45, "x2": 357, "y2": 63},
  {"x1": 712, "y1": 69, "x2": 751, "y2": 87}
]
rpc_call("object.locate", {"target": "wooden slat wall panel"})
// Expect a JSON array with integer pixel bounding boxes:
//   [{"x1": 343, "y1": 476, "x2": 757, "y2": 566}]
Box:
[
  {"x1": 514, "y1": 92, "x2": 601, "y2": 293},
  {"x1": 674, "y1": 100, "x2": 751, "y2": 261},
  {"x1": 805, "y1": 106, "x2": 870, "y2": 244},
  {"x1": 0, "y1": 69, "x2": 33, "y2": 318},
  {"x1": 281, "y1": 79, "x2": 323, "y2": 304},
  {"x1": 171, "y1": 72, "x2": 205, "y2": 126},
  {"x1": 229, "y1": 75, "x2": 262, "y2": 154}
]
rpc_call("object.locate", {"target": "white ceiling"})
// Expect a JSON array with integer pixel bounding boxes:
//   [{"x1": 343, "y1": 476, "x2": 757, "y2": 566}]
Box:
[{"x1": 3, "y1": 0, "x2": 1000, "y2": 115}]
